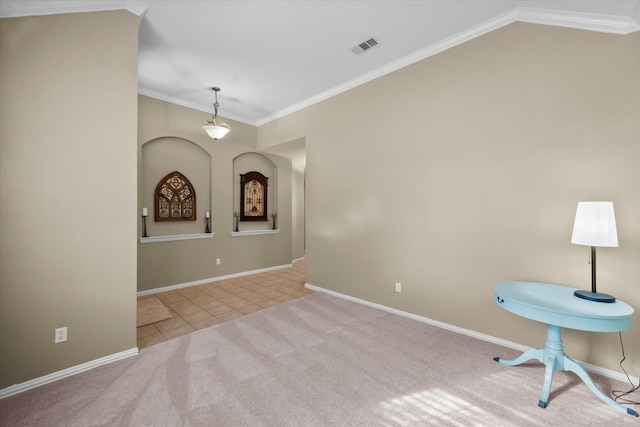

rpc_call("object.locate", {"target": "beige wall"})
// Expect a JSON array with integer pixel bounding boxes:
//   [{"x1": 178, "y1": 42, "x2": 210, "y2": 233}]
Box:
[
  {"x1": 258, "y1": 23, "x2": 640, "y2": 374},
  {"x1": 137, "y1": 96, "x2": 295, "y2": 291},
  {"x1": 291, "y1": 156, "x2": 306, "y2": 260},
  {"x1": 0, "y1": 11, "x2": 138, "y2": 388}
]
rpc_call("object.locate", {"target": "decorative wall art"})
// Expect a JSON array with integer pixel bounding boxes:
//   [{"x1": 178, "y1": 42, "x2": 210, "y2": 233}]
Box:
[
  {"x1": 154, "y1": 171, "x2": 197, "y2": 221},
  {"x1": 240, "y1": 171, "x2": 268, "y2": 221}
]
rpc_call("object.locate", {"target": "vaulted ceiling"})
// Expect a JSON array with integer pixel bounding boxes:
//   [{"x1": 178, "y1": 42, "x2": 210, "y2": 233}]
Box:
[{"x1": 2, "y1": 1, "x2": 639, "y2": 126}]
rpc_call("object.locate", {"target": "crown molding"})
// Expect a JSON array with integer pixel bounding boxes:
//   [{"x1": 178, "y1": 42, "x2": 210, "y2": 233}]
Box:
[
  {"x1": 3, "y1": 2, "x2": 636, "y2": 126},
  {"x1": 0, "y1": 0, "x2": 149, "y2": 18},
  {"x1": 517, "y1": 6, "x2": 640, "y2": 34},
  {"x1": 0, "y1": 1, "x2": 122, "y2": 18},
  {"x1": 257, "y1": 6, "x2": 640, "y2": 126}
]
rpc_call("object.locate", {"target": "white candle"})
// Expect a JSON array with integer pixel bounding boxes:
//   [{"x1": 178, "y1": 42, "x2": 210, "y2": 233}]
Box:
[
  {"x1": 142, "y1": 207, "x2": 148, "y2": 217},
  {"x1": 205, "y1": 211, "x2": 210, "y2": 218}
]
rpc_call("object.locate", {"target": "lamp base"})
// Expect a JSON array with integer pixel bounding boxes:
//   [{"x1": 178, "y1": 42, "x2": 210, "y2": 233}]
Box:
[{"x1": 573, "y1": 290, "x2": 616, "y2": 303}]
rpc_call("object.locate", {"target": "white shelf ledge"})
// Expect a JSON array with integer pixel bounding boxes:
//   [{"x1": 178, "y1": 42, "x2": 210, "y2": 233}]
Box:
[
  {"x1": 139, "y1": 233, "x2": 214, "y2": 243},
  {"x1": 231, "y1": 229, "x2": 280, "y2": 237}
]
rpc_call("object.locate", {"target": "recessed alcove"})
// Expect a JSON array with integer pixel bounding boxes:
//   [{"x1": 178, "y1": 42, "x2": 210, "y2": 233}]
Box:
[
  {"x1": 233, "y1": 152, "x2": 278, "y2": 232},
  {"x1": 141, "y1": 137, "x2": 212, "y2": 237}
]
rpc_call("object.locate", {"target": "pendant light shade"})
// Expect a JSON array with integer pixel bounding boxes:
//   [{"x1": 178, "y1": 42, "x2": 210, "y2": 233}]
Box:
[
  {"x1": 203, "y1": 122, "x2": 230, "y2": 139},
  {"x1": 203, "y1": 87, "x2": 230, "y2": 140}
]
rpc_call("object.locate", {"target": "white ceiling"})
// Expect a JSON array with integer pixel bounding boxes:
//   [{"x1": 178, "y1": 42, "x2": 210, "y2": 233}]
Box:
[{"x1": 2, "y1": 1, "x2": 639, "y2": 127}]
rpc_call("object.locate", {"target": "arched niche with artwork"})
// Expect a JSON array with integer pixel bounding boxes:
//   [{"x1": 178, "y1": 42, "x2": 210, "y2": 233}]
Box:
[
  {"x1": 141, "y1": 137, "x2": 211, "y2": 237},
  {"x1": 233, "y1": 153, "x2": 278, "y2": 232}
]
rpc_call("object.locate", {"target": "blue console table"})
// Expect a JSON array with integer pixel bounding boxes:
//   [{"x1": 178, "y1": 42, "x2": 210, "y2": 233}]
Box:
[{"x1": 493, "y1": 281, "x2": 637, "y2": 417}]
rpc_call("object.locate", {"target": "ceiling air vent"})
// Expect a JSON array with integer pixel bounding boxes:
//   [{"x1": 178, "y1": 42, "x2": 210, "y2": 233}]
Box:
[{"x1": 352, "y1": 37, "x2": 379, "y2": 55}]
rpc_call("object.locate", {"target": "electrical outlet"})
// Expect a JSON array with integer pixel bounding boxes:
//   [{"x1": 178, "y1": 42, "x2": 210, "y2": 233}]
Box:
[
  {"x1": 55, "y1": 327, "x2": 67, "y2": 343},
  {"x1": 395, "y1": 282, "x2": 402, "y2": 293},
  {"x1": 216, "y1": 258, "x2": 221, "y2": 265}
]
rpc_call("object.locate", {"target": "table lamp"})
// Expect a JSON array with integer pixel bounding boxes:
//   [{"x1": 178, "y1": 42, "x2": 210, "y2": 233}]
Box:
[{"x1": 571, "y1": 201, "x2": 618, "y2": 303}]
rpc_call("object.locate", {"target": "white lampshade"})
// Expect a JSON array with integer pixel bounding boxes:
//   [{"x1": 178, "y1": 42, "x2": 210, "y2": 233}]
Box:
[
  {"x1": 203, "y1": 124, "x2": 230, "y2": 140},
  {"x1": 571, "y1": 201, "x2": 618, "y2": 247}
]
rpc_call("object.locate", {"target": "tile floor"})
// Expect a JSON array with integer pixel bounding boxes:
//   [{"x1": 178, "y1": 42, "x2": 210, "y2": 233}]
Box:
[{"x1": 136, "y1": 259, "x2": 311, "y2": 349}]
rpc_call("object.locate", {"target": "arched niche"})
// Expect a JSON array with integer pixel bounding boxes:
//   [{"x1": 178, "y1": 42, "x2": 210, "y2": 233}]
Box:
[
  {"x1": 233, "y1": 152, "x2": 278, "y2": 231},
  {"x1": 141, "y1": 137, "x2": 211, "y2": 236}
]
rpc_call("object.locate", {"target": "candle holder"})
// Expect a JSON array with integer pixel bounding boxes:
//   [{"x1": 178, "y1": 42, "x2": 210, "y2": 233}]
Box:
[
  {"x1": 234, "y1": 212, "x2": 239, "y2": 232},
  {"x1": 205, "y1": 216, "x2": 210, "y2": 233},
  {"x1": 142, "y1": 215, "x2": 148, "y2": 237},
  {"x1": 272, "y1": 212, "x2": 277, "y2": 230}
]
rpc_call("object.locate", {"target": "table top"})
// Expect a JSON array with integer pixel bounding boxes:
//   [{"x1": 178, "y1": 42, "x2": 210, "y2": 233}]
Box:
[{"x1": 494, "y1": 281, "x2": 634, "y2": 332}]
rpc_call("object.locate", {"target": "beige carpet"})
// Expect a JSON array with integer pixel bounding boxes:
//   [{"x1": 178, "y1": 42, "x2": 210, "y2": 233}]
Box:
[
  {"x1": 1, "y1": 292, "x2": 638, "y2": 426},
  {"x1": 136, "y1": 297, "x2": 172, "y2": 327}
]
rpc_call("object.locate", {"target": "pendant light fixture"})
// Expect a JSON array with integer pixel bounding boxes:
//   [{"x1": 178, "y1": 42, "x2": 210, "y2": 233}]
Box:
[{"x1": 203, "y1": 87, "x2": 230, "y2": 140}]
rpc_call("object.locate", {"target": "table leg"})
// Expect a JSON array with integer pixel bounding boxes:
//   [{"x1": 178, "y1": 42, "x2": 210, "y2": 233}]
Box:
[
  {"x1": 538, "y1": 324, "x2": 564, "y2": 407},
  {"x1": 494, "y1": 324, "x2": 638, "y2": 417},
  {"x1": 563, "y1": 355, "x2": 638, "y2": 417},
  {"x1": 493, "y1": 348, "x2": 543, "y2": 366}
]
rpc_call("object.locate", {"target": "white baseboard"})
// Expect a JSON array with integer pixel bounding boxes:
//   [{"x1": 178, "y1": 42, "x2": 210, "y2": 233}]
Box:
[
  {"x1": 305, "y1": 283, "x2": 639, "y2": 385},
  {"x1": 138, "y1": 263, "x2": 294, "y2": 296},
  {"x1": 0, "y1": 347, "x2": 138, "y2": 399}
]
